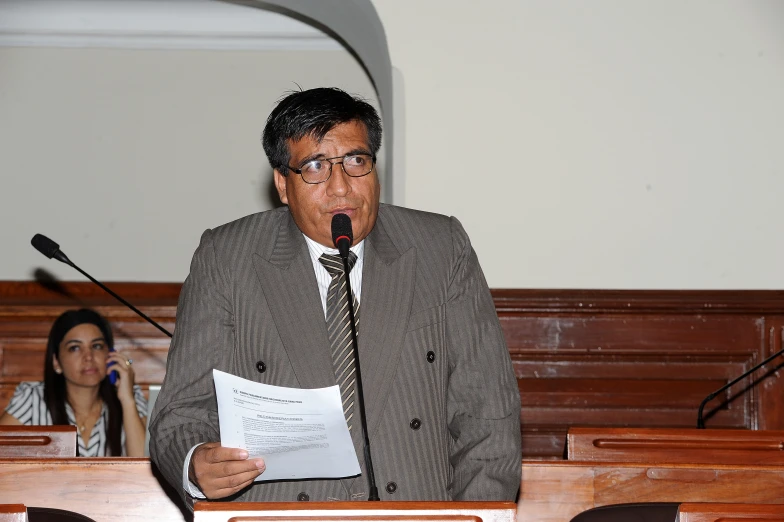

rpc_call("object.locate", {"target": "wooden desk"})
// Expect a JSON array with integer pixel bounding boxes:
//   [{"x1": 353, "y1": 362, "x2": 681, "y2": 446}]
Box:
[
  {"x1": 0, "y1": 426, "x2": 76, "y2": 457},
  {"x1": 0, "y1": 458, "x2": 187, "y2": 522},
  {"x1": 4, "y1": 459, "x2": 784, "y2": 522},
  {"x1": 566, "y1": 427, "x2": 784, "y2": 465},
  {"x1": 519, "y1": 461, "x2": 784, "y2": 522},
  {"x1": 678, "y1": 503, "x2": 784, "y2": 522},
  {"x1": 194, "y1": 501, "x2": 516, "y2": 522}
]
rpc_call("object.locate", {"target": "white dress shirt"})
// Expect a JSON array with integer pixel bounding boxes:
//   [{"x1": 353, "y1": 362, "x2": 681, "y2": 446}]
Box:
[
  {"x1": 304, "y1": 235, "x2": 364, "y2": 315},
  {"x1": 182, "y1": 235, "x2": 366, "y2": 498}
]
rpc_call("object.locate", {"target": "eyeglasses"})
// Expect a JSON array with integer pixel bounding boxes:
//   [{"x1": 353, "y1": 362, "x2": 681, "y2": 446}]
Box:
[{"x1": 285, "y1": 153, "x2": 376, "y2": 185}]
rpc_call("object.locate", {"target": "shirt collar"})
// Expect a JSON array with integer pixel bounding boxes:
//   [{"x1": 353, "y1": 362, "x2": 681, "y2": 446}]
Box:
[{"x1": 303, "y1": 234, "x2": 365, "y2": 264}]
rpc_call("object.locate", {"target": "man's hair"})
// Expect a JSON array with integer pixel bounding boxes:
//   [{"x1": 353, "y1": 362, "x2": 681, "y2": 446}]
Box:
[{"x1": 262, "y1": 87, "x2": 382, "y2": 175}]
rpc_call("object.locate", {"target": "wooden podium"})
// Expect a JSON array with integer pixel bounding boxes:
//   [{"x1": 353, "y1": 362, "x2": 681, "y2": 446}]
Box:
[{"x1": 193, "y1": 501, "x2": 517, "y2": 522}]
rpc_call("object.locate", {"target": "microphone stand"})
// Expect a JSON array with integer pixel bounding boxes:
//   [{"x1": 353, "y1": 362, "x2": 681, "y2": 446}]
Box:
[
  {"x1": 697, "y1": 347, "x2": 784, "y2": 428},
  {"x1": 50, "y1": 251, "x2": 173, "y2": 338},
  {"x1": 341, "y1": 254, "x2": 379, "y2": 501}
]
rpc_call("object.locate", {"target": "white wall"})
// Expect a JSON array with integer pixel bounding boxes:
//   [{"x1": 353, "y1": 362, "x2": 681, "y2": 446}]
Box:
[
  {"x1": 0, "y1": 46, "x2": 378, "y2": 282},
  {"x1": 2, "y1": 0, "x2": 783, "y2": 289},
  {"x1": 373, "y1": 0, "x2": 784, "y2": 289}
]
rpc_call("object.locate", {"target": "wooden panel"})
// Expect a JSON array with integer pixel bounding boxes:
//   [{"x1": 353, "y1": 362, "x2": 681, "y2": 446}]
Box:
[
  {"x1": 759, "y1": 321, "x2": 784, "y2": 431},
  {"x1": 3, "y1": 282, "x2": 784, "y2": 459},
  {"x1": 678, "y1": 503, "x2": 784, "y2": 522},
  {"x1": 518, "y1": 462, "x2": 595, "y2": 522},
  {"x1": 0, "y1": 281, "x2": 181, "y2": 306},
  {"x1": 518, "y1": 461, "x2": 784, "y2": 522},
  {"x1": 511, "y1": 314, "x2": 761, "y2": 429},
  {"x1": 0, "y1": 458, "x2": 188, "y2": 522},
  {"x1": 0, "y1": 425, "x2": 77, "y2": 457},
  {"x1": 0, "y1": 385, "x2": 15, "y2": 412},
  {"x1": 0, "y1": 342, "x2": 43, "y2": 381},
  {"x1": 495, "y1": 290, "x2": 784, "y2": 459},
  {"x1": 567, "y1": 427, "x2": 784, "y2": 465}
]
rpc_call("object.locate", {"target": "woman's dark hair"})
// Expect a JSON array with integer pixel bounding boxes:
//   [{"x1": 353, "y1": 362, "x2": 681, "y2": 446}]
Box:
[
  {"x1": 262, "y1": 87, "x2": 382, "y2": 174},
  {"x1": 43, "y1": 309, "x2": 123, "y2": 456}
]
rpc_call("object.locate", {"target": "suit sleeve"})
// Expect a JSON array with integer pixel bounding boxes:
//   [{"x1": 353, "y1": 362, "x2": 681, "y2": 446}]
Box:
[
  {"x1": 148, "y1": 229, "x2": 234, "y2": 501},
  {"x1": 445, "y1": 217, "x2": 522, "y2": 501}
]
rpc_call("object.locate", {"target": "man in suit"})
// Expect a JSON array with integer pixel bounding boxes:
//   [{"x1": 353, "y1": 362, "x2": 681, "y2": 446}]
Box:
[{"x1": 149, "y1": 87, "x2": 521, "y2": 504}]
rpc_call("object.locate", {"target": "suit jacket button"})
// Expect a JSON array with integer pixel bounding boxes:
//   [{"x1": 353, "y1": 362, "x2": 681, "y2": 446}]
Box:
[
  {"x1": 385, "y1": 481, "x2": 397, "y2": 494},
  {"x1": 297, "y1": 492, "x2": 309, "y2": 501},
  {"x1": 409, "y1": 418, "x2": 421, "y2": 430},
  {"x1": 426, "y1": 351, "x2": 435, "y2": 363},
  {"x1": 256, "y1": 361, "x2": 266, "y2": 373}
]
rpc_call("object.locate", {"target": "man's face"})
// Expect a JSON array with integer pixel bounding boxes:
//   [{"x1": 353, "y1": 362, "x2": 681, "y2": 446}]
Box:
[{"x1": 274, "y1": 120, "x2": 381, "y2": 248}]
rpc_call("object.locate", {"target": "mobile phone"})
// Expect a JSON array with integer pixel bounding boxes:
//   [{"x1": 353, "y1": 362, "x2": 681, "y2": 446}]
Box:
[{"x1": 107, "y1": 346, "x2": 117, "y2": 385}]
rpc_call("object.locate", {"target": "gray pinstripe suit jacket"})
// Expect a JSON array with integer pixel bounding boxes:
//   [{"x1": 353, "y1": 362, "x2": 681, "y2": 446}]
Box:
[{"x1": 149, "y1": 204, "x2": 521, "y2": 503}]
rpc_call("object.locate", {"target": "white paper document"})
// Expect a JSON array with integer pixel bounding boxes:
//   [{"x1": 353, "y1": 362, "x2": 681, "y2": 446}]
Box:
[{"x1": 212, "y1": 369, "x2": 361, "y2": 481}]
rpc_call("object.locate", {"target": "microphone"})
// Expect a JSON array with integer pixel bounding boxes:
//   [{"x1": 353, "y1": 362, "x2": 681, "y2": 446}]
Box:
[
  {"x1": 331, "y1": 213, "x2": 353, "y2": 260},
  {"x1": 30, "y1": 234, "x2": 173, "y2": 339},
  {"x1": 697, "y1": 346, "x2": 784, "y2": 428},
  {"x1": 330, "y1": 214, "x2": 379, "y2": 501}
]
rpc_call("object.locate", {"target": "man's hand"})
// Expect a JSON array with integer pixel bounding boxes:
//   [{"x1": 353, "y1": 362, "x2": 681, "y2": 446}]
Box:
[{"x1": 189, "y1": 442, "x2": 266, "y2": 499}]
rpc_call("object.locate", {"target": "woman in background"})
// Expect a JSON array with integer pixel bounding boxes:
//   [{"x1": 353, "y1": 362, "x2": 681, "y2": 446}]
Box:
[{"x1": 0, "y1": 308, "x2": 146, "y2": 456}]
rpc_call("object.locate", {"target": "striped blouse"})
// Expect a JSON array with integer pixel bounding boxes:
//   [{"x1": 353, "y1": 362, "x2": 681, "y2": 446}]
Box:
[{"x1": 5, "y1": 381, "x2": 147, "y2": 457}]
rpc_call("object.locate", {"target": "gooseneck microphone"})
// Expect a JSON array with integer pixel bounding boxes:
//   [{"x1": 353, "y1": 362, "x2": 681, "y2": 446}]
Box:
[
  {"x1": 30, "y1": 234, "x2": 173, "y2": 339},
  {"x1": 697, "y1": 346, "x2": 784, "y2": 428},
  {"x1": 332, "y1": 214, "x2": 352, "y2": 260},
  {"x1": 330, "y1": 214, "x2": 379, "y2": 501}
]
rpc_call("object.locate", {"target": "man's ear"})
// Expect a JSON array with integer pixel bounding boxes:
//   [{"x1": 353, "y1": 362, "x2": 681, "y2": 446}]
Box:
[{"x1": 273, "y1": 169, "x2": 289, "y2": 205}]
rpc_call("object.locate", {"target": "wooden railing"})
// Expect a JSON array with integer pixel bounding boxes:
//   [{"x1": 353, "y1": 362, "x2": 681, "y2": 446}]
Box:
[{"x1": 2, "y1": 282, "x2": 784, "y2": 459}]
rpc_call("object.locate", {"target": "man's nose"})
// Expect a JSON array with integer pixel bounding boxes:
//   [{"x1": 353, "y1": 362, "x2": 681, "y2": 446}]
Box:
[{"x1": 326, "y1": 163, "x2": 351, "y2": 196}]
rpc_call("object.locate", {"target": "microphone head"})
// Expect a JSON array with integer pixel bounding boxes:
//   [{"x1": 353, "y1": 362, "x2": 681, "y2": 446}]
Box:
[
  {"x1": 331, "y1": 213, "x2": 353, "y2": 258},
  {"x1": 31, "y1": 234, "x2": 60, "y2": 259}
]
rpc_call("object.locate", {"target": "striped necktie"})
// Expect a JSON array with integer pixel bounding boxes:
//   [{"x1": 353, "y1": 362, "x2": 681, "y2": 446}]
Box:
[{"x1": 319, "y1": 252, "x2": 359, "y2": 430}]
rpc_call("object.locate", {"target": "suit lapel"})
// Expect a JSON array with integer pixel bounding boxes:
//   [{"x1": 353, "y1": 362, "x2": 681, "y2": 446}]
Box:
[
  {"x1": 252, "y1": 213, "x2": 335, "y2": 389},
  {"x1": 360, "y1": 215, "x2": 416, "y2": 438},
  {"x1": 341, "y1": 213, "x2": 416, "y2": 494}
]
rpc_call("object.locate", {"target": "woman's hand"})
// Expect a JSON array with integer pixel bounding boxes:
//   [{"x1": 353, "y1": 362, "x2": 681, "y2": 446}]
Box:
[
  {"x1": 107, "y1": 351, "x2": 147, "y2": 456},
  {"x1": 106, "y1": 352, "x2": 136, "y2": 407}
]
